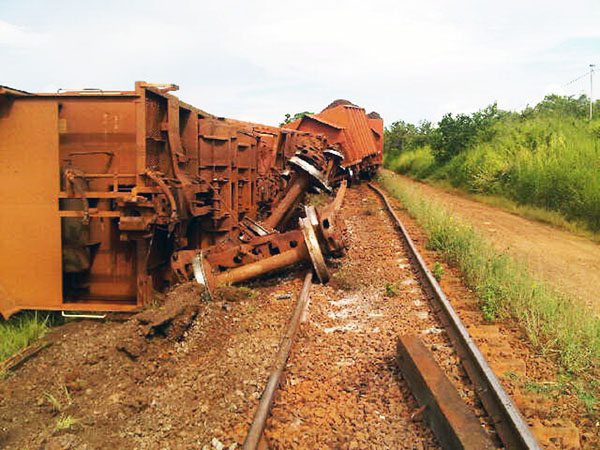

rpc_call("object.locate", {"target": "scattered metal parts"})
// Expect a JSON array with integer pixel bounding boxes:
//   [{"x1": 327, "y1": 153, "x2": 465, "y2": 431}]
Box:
[
  {"x1": 397, "y1": 335, "x2": 495, "y2": 450},
  {"x1": 369, "y1": 182, "x2": 540, "y2": 450},
  {"x1": 180, "y1": 181, "x2": 347, "y2": 292},
  {"x1": 300, "y1": 215, "x2": 330, "y2": 283},
  {"x1": 192, "y1": 252, "x2": 212, "y2": 299},
  {"x1": 288, "y1": 155, "x2": 331, "y2": 193}
]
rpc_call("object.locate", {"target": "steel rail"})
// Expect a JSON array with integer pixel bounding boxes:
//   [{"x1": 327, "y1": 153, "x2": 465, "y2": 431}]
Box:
[
  {"x1": 368, "y1": 182, "x2": 540, "y2": 450},
  {"x1": 243, "y1": 272, "x2": 313, "y2": 450}
]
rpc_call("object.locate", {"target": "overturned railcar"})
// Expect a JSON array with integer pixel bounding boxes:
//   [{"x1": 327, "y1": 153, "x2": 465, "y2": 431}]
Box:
[
  {"x1": 283, "y1": 100, "x2": 383, "y2": 178},
  {"x1": 0, "y1": 83, "x2": 382, "y2": 318}
]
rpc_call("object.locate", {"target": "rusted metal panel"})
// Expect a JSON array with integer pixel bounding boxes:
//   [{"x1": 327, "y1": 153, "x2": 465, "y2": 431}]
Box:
[
  {"x1": 285, "y1": 101, "x2": 382, "y2": 175},
  {"x1": 397, "y1": 335, "x2": 495, "y2": 450},
  {"x1": 368, "y1": 114, "x2": 384, "y2": 165},
  {"x1": 0, "y1": 81, "x2": 382, "y2": 318},
  {"x1": 0, "y1": 99, "x2": 63, "y2": 318}
]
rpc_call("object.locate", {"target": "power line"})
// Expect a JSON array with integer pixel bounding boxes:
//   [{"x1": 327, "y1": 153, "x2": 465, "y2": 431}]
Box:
[{"x1": 562, "y1": 70, "x2": 592, "y2": 88}]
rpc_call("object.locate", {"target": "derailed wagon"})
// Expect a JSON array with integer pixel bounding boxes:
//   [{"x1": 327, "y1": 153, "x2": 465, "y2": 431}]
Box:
[{"x1": 0, "y1": 82, "x2": 383, "y2": 318}]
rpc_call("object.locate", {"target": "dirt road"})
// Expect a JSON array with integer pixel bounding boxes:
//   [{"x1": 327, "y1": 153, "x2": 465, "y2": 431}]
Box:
[{"x1": 387, "y1": 171, "x2": 600, "y2": 311}]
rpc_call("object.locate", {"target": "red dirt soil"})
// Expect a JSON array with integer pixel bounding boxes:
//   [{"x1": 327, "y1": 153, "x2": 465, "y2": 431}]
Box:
[{"x1": 0, "y1": 182, "x2": 597, "y2": 449}]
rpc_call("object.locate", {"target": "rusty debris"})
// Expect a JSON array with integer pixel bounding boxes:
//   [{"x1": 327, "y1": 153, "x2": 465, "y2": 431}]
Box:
[
  {"x1": 0, "y1": 82, "x2": 383, "y2": 318},
  {"x1": 396, "y1": 334, "x2": 495, "y2": 450}
]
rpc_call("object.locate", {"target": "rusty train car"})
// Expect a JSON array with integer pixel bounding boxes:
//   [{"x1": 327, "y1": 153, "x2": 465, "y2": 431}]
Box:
[{"x1": 0, "y1": 82, "x2": 382, "y2": 319}]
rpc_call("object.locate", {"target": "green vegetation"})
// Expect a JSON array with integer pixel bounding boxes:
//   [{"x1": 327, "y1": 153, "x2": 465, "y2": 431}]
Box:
[
  {"x1": 378, "y1": 171, "x2": 600, "y2": 375},
  {"x1": 306, "y1": 191, "x2": 331, "y2": 208},
  {"x1": 0, "y1": 312, "x2": 56, "y2": 363},
  {"x1": 213, "y1": 284, "x2": 259, "y2": 302},
  {"x1": 520, "y1": 374, "x2": 599, "y2": 415},
  {"x1": 54, "y1": 414, "x2": 81, "y2": 432},
  {"x1": 44, "y1": 385, "x2": 81, "y2": 432},
  {"x1": 44, "y1": 385, "x2": 72, "y2": 413},
  {"x1": 280, "y1": 111, "x2": 314, "y2": 126},
  {"x1": 384, "y1": 95, "x2": 600, "y2": 232},
  {"x1": 384, "y1": 282, "x2": 400, "y2": 297},
  {"x1": 432, "y1": 262, "x2": 445, "y2": 281}
]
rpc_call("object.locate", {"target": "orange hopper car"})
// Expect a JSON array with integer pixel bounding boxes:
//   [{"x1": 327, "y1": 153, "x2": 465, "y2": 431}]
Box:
[{"x1": 0, "y1": 83, "x2": 383, "y2": 318}]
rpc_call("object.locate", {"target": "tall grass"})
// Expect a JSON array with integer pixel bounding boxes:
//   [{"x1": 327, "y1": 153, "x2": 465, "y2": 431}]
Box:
[
  {"x1": 0, "y1": 312, "x2": 53, "y2": 362},
  {"x1": 387, "y1": 117, "x2": 600, "y2": 232},
  {"x1": 378, "y1": 171, "x2": 600, "y2": 374}
]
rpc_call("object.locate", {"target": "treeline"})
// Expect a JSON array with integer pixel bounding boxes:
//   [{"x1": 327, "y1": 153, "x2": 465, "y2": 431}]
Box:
[{"x1": 385, "y1": 95, "x2": 600, "y2": 231}]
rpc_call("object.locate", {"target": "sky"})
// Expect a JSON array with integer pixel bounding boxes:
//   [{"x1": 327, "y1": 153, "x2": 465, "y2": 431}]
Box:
[{"x1": 1, "y1": 0, "x2": 599, "y2": 126}]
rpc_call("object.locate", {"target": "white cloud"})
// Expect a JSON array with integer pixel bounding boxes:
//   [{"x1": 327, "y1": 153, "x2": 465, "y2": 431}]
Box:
[
  {"x1": 0, "y1": 0, "x2": 598, "y2": 124},
  {"x1": 0, "y1": 20, "x2": 48, "y2": 49}
]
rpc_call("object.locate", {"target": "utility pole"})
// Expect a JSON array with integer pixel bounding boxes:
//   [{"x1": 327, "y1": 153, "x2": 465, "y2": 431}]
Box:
[{"x1": 590, "y1": 64, "x2": 596, "y2": 121}]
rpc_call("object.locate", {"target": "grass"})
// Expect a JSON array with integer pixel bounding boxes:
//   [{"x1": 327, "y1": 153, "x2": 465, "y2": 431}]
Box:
[
  {"x1": 520, "y1": 374, "x2": 599, "y2": 414},
  {"x1": 418, "y1": 177, "x2": 600, "y2": 243},
  {"x1": 306, "y1": 192, "x2": 331, "y2": 208},
  {"x1": 54, "y1": 414, "x2": 81, "y2": 432},
  {"x1": 377, "y1": 170, "x2": 600, "y2": 375},
  {"x1": 432, "y1": 262, "x2": 445, "y2": 281},
  {"x1": 44, "y1": 385, "x2": 72, "y2": 413},
  {"x1": 384, "y1": 282, "x2": 400, "y2": 297},
  {"x1": 0, "y1": 311, "x2": 56, "y2": 363},
  {"x1": 44, "y1": 392, "x2": 63, "y2": 413},
  {"x1": 386, "y1": 116, "x2": 600, "y2": 233},
  {"x1": 44, "y1": 385, "x2": 81, "y2": 432},
  {"x1": 213, "y1": 284, "x2": 259, "y2": 302}
]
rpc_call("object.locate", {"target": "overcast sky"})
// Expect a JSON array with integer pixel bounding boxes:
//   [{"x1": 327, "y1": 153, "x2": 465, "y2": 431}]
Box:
[{"x1": 1, "y1": 0, "x2": 599, "y2": 126}]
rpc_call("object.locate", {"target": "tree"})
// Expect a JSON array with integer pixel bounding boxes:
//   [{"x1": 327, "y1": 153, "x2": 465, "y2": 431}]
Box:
[
  {"x1": 430, "y1": 113, "x2": 477, "y2": 163},
  {"x1": 522, "y1": 94, "x2": 589, "y2": 119},
  {"x1": 430, "y1": 103, "x2": 505, "y2": 163},
  {"x1": 384, "y1": 120, "x2": 434, "y2": 159},
  {"x1": 280, "y1": 111, "x2": 313, "y2": 126}
]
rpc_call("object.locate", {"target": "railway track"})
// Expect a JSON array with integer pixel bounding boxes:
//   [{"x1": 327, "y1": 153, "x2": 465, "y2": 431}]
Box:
[{"x1": 242, "y1": 183, "x2": 540, "y2": 449}]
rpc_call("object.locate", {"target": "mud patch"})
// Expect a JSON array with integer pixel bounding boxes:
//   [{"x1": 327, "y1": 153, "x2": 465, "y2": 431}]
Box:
[{"x1": 118, "y1": 283, "x2": 204, "y2": 359}]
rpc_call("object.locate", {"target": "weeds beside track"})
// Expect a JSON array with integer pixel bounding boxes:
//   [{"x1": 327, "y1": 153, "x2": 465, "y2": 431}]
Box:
[{"x1": 377, "y1": 170, "x2": 600, "y2": 375}]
